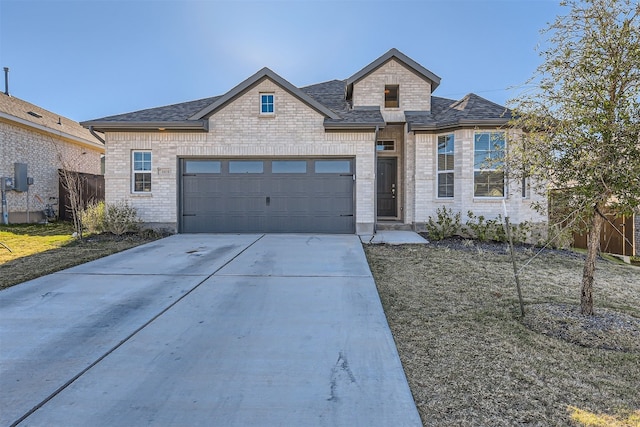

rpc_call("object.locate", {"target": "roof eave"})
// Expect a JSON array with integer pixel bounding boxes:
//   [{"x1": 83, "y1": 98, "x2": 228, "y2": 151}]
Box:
[
  {"x1": 1, "y1": 111, "x2": 105, "y2": 151},
  {"x1": 410, "y1": 118, "x2": 511, "y2": 132},
  {"x1": 80, "y1": 120, "x2": 209, "y2": 133},
  {"x1": 323, "y1": 121, "x2": 385, "y2": 131}
]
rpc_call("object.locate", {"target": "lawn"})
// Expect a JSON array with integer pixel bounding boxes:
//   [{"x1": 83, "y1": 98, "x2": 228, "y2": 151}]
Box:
[
  {"x1": 2, "y1": 225, "x2": 638, "y2": 425},
  {"x1": 365, "y1": 240, "x2": 640, "y2": 427},
  {"x1": 0, "y1": 223, "x2": 161, "y2": 289}
]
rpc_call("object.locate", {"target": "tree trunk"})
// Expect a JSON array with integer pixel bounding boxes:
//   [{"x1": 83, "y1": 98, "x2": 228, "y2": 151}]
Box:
[{"x1": 581, "y1": 209, "x2": 604, "y2": 315}]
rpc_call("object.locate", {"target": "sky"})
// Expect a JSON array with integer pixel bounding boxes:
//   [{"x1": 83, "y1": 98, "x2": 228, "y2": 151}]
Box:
[{"x1": 0, "y1": 0, "x2": 564, "y2": 123}]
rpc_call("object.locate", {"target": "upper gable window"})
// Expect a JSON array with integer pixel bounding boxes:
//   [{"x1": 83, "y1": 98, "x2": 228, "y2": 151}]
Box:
[
  {"x1": 260, "y1": 93, "x2": 274, "y2": 114},
  {"x1": 384, "y1": 85, "x2": 399, "y2": 108}
]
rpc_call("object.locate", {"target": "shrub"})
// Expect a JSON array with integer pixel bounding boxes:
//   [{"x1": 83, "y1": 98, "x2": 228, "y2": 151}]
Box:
[
  {"x1": 80, "y1": 201, "x2": 105, "y2": 234},
  {"x1": 465, "y1": 211, "x2": 503, "y2": 242},
  {"x1": 465, "y1": 211, "x2": 533, "y2": 244},
  {"x1": 425, "y1": 206, "x2": 462, "y2": 241},
  {"x1": 104, "y1": 201, "x2": 141, "y2": 236}
]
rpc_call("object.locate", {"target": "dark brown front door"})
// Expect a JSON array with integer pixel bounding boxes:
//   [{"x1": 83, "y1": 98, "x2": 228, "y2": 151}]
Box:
[{"x1": 377, "y1": 157, "x2": 397, "y2": 217}]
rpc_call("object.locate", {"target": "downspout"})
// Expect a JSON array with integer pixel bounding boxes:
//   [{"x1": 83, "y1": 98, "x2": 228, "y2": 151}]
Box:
[
  {"x1": 89, "y1": 126, "x2": 106, "y2": 144},
  {"x1": 89, "y1": 126, "x2": 107, "y2": 145}
]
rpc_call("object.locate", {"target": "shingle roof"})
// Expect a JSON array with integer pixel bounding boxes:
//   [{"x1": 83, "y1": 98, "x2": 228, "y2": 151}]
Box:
[
  {"x1": 81, "y1": 53, "x2": 510, "y2": 132},
  {"x1": 0, "y1": 93, "x2": 104, "y2": 149},
  {"x1": 95, "y1": 96, "x2": 221, "y2": 122},
  {"x1": 407, "y1": 94, "x2": 512, "y2": 131},
  {"x1": 301, "y1": 80, "x2": 385, "y2": 128}
]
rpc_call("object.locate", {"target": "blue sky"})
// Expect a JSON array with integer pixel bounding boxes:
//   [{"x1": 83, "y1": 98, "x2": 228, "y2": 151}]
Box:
[{"x1": 0, "y1": 0, "x2": 563, "y2": 122}]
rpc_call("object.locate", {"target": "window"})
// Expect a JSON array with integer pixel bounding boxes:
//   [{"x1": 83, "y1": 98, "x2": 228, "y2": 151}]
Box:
[
  {"x1": 474, "y1": 132, "x2": 505, "y2": 197},
  {"x1": 229, "y1": 161, "x2": 264, "y2": 174},
  {"x1": 272, "y1": 160, "x2": 307, "y2": 173},
  {"x1": 184, "y1": 160, "x2": 221, "y2": 174},
  {"x1": 384, "y1": 85, "x2": 399, "y2": 108},
  {"x1": 260, "y1": 93, "x2": 274, "y2": 114},
  {"x1": 437, "y1": 134, "x2": 454, "y2": 198},
  {"x1": 315, "y1": 160, "x2": 351, "y2": 173},
  {"x1": 132, "y1": 151, "x2": 152, "y2": 193},
  {"x1": 376, "y1": 140, "x2": 395, "y2": 151}
]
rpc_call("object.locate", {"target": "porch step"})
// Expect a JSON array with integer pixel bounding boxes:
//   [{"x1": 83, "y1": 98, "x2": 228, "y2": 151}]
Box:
[{"x1": 376, "y1": 222, "x2": 413, "y2": 231}]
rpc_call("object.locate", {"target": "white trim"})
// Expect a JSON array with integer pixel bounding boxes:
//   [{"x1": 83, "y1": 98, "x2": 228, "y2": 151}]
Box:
[
  {"x1": 436, "y1": 133, "x2": 454, "y2": 198},
  {"x1": 259, "y1": 92, "x2": 275, "y2": 115},
  {"x1": 473, "y1": 131, "x2": 506, "y2": 198},
  {"x1": 131, "y1": 150, "x2": 152, "y2": 194}
]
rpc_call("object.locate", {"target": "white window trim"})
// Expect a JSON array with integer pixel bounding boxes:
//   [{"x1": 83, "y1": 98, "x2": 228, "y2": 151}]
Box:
[
  {"x1": 473, "y1": 132, "x2": 506, "y2": 199},
  {"x1": 260, "y1": 92, "x2": 275, "y2": 115},
  {"x1": 436, "y1": 133, "x2": 454, "y2": 199},
  {"x1": 132, "y1": 150, "x2": 152, "y2": 194}
]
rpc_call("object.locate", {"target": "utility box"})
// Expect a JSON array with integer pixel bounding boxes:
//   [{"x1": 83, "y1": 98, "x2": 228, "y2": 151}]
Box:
[
  {"x1": 14, "y1": 163, "x2": 28, "y2": 192},
  {"x1": 1, "y1": 177, "x2": 14, "y2": 191}
]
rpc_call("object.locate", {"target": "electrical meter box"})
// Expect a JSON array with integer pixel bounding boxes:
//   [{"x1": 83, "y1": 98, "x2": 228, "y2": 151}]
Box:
[
  {"x1": 14, "y1": 163, "x2": 28, "y2": 192},
  {"x1": 1, "y1": 177, "x2": 14, "y2": 191}
]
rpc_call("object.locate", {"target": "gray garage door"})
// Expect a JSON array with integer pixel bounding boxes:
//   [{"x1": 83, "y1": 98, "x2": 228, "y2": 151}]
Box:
[{"x1": 180, "y1": 158, "x2": 355, "y2": 233}]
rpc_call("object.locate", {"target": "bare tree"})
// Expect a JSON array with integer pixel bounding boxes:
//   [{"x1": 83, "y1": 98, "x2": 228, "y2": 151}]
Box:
[{"x1": 49, "y1": 138, "x2": 88, "y2": 239}]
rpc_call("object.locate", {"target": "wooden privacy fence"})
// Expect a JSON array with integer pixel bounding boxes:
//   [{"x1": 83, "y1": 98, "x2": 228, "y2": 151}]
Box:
[
  {"x1": 57, "y1": 170, "x2": 105, "y2": 222},
  {"x1": 573, "y1": 211, "x2": 635, "y2": 257}
]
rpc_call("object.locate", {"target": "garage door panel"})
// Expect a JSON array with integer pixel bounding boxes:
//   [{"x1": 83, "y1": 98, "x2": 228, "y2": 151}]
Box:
[{"x1": 180, "y1": 159, "x2": 354, "y2": 233}]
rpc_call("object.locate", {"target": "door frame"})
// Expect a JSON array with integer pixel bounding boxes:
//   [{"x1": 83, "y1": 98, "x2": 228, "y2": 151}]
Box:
[{"x1": 376, "y1": 155, "x2": 400, "y2": 220}]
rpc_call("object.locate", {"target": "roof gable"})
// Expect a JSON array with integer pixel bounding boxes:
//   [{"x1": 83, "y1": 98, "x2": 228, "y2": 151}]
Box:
[
  {"x1": 189, "y1": 68, "x2": 340, "y2": 120},
  {"x1": 346, "y1": 48, "x2": 441, "y2": 92}
]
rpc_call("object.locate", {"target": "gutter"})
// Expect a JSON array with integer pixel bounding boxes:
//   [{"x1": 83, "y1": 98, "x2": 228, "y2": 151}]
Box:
[
  {"x1": 324, "y1": 121, "x2": 385, "y2": 131},
  {"x1": 409, "y1": 118, "x2": 510, "y2": 132},
  {"x1": 80, "y1": 120, "x2": 209, "y2": 133}
]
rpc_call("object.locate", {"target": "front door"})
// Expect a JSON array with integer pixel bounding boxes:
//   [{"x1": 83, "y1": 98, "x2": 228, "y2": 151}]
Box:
[{"x1": 377, "y1": 157, "x2": 397, "y2": 217}]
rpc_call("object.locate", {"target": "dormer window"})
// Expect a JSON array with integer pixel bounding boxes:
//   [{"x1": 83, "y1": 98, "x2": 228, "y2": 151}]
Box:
[
  {"x1": 260, "y1": 93, "x2": 274, "y2": 114},
  {"x1": 384, "y1": 85, "x2": 399, "y2": 108}
]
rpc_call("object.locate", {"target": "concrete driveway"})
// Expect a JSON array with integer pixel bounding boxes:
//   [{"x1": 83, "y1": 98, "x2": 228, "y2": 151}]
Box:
[{"x1": 0, "y1": 234, "x2": 421, "y2": 426}]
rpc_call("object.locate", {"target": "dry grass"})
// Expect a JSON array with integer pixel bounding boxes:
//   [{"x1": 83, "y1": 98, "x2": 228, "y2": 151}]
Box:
[
  {"x1": 364, "y1": 241, "x2": 640, "y2": 427},
  {"x1": 0, "y1": 223, "x2": 162, "y2": 289}
]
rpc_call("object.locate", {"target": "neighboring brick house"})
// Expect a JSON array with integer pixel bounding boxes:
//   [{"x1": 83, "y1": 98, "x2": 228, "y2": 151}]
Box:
[
  {"x1": 82, "y1": 49, "x2": 546, "y2": 234},
  {"x1": 0, "y1": 92, "x2": 105, "y2": 223}
]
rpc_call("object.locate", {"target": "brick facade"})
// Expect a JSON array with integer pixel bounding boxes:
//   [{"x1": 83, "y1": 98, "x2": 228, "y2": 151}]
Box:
[
  {"x1": 97, "y1": 52, "x2": 548, "y2": 236},
  {"x1": 105, "y1": 80, "x2": 376, "y2": 232},
  {"x1": 353, "y1": 59, "x2": 431, "y2": 123},
  {"x1": 1, "y1": 121, "x2": 103, "y2": 223},
  {"x1": 413, "y1": 129, "x2": 546, "y2": 228}
]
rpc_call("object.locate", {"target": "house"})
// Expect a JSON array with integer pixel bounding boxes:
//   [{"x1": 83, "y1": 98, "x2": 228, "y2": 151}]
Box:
[
  {"x1": 81, "y1": 48, "x2": 546, "y2": 234},
  {"x1": 0, "y1": 85, "x2": 105, "y2": 223}
]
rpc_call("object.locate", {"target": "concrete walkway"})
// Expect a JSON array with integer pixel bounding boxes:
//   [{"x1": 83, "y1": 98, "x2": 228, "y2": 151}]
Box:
[
  {"x1": 0, "y1": 234, "x2": 421, "y2": 426},
  {"x1": 360, "y1": 230, "x2": 429, "y2": 245}
]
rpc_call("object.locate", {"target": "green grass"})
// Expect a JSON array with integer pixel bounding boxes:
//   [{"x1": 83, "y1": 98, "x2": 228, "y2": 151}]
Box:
[
  {"x1": 0, "y1": 222, "x2": 76, "y2": 261},
  {"x1": 0, "y1": 222, "x2": 161, "y2": 289}
]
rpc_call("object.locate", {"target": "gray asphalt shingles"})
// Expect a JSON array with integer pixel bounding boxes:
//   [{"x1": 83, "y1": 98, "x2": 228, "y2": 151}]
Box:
[{"x1": 83, "y1": 67, "x2": 511, "y2": 129}]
